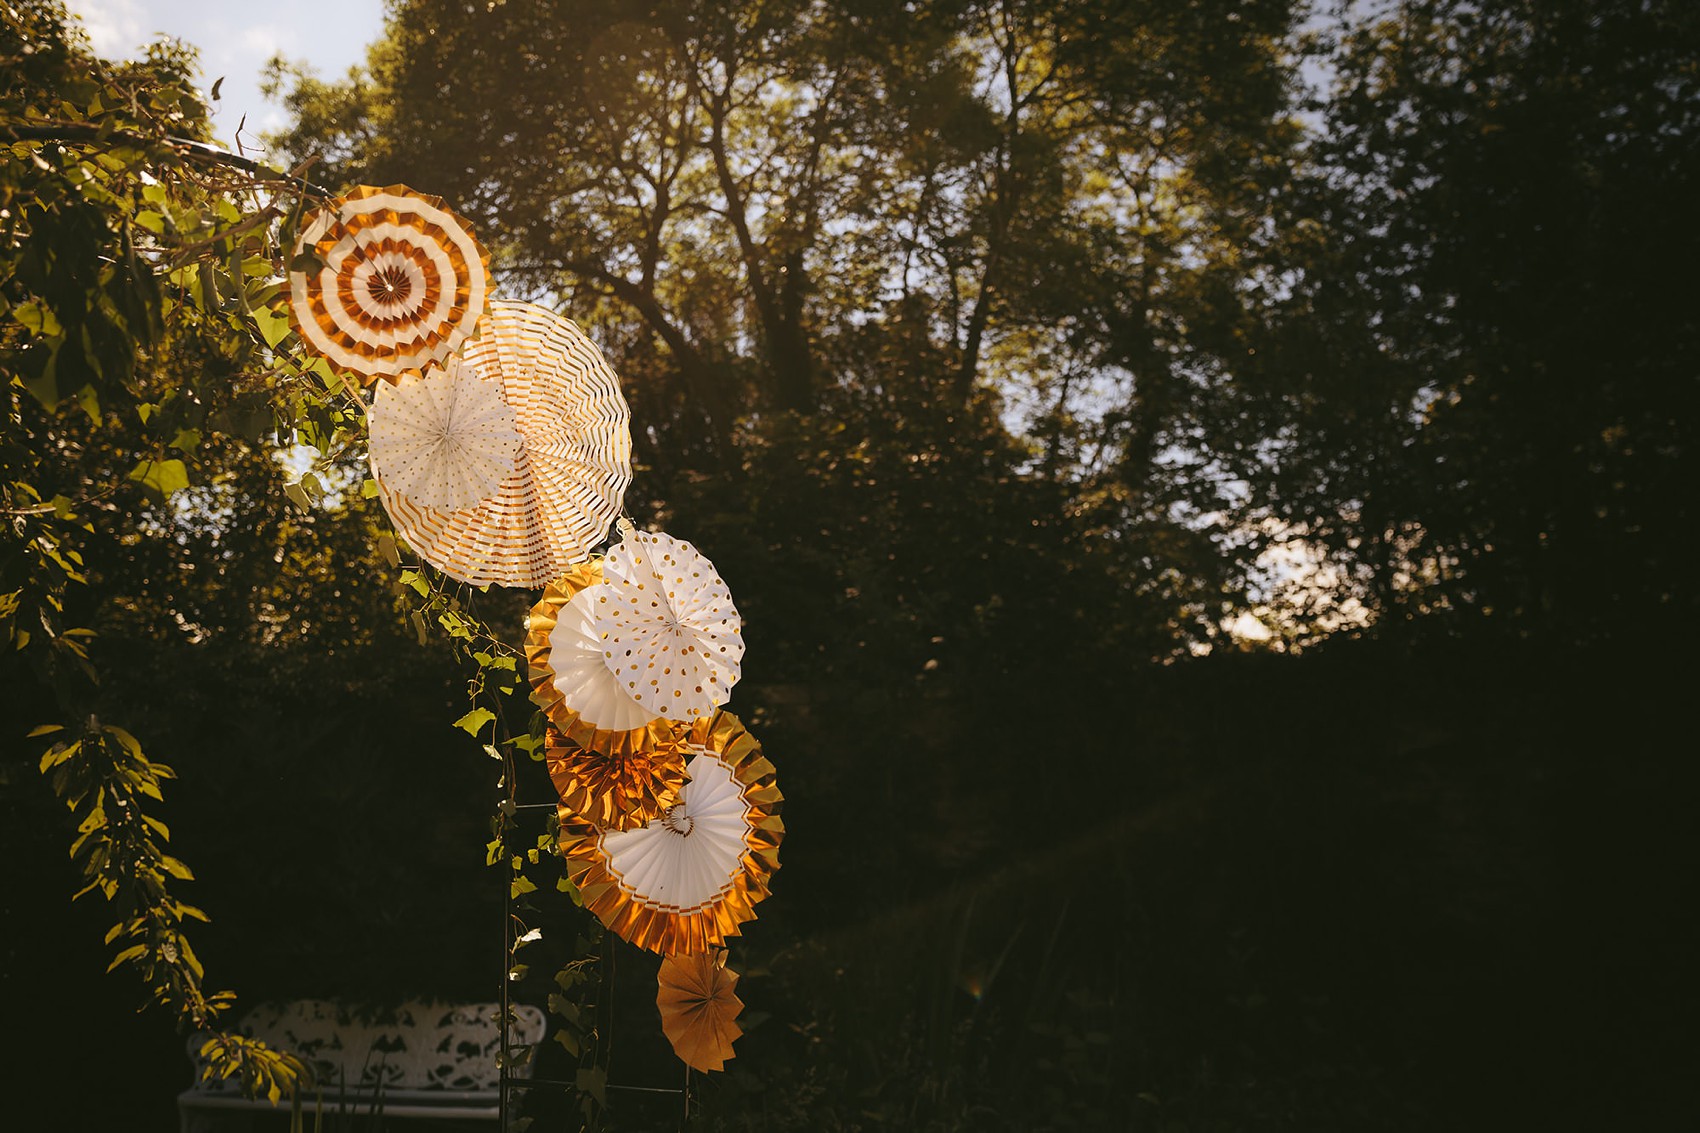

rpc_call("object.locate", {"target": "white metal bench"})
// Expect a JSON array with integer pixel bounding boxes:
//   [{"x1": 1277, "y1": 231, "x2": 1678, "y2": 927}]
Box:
[{"x1": 177, "y1": 1000, "x2": 547, "y2": 1131}]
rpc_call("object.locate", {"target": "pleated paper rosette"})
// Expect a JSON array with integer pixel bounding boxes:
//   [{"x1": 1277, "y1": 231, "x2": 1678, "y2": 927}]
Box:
[
  {"x1": 526, "y1": 560, "x2": 681, "y2": 754},
  {"x1": 558, "y1": 710, "x2": 782, "y2": 956},
  {"x1": 367, "y1": 354, "x2": 521, "y2": 512},
  {"x1": 596, "y1": 527, "x2": 744, "y2": 720},
  {"x1": 657, "y1": 950, "x2": 744, "y2": 1073},
  {"x1": 288, "y1": 184, "x2": 491, "y2": 383},
  {"x1": 374, "y1": 299, "x2": 633, "y2": 587},
  {"x1": 545, "y1": 728, "x2": 688, "y2": 832}
]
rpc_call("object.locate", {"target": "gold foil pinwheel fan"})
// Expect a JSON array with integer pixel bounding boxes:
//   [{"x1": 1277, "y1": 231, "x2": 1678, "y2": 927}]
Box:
[{"x1": 558, "y1": 711, "x2": 782, "y2": 956}]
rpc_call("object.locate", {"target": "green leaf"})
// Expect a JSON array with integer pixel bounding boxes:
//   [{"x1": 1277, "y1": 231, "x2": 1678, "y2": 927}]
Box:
[
  {"x1": 251, "y1": 303, "x2": 292, "y2": 349},
  {"x1": 509, "y1": 874, "x2": 537, "y2": 898},
  {"x1": 575, "y1": 1066, "x2": 607, "y2": 1106},
  {"x1": 453, "y1": 708, "x2": 496, "y2": 735},
  {"x1": 128, "y1": 459, "x2": 190, "y2": 497}
]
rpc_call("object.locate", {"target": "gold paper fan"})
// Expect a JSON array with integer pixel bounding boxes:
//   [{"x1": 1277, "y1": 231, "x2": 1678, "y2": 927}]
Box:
[
  {"x1": 374, "y1": 299, "x2": 632, "y2": 586},
  {"x1": 558, "y1": 711, "x2": 783, "y2": 956},
  {"x1": 288, "y1": 184, "x2": 491, "y2": 383},
  {"x1": 546, "y1": 729, "x2": 688, "y2": 832},
  {"x1": 657, "y1": 950, "x2": 744, "y2": 1073},
  {"x1": 526, "y1": 561, "x2": 682, "y2": 756}
]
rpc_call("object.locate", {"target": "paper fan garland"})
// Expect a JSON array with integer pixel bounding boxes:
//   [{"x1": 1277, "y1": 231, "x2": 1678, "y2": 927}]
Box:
[
  {"x1": 657, "y1": 950, "x2": 744, "y2": 1073},
  {"x1": 374, "y1": 299, "x2": 633, "y2": 587},
  {"x1": 367, "y1": 355, "x2": 521, "y2": 512},
  {"x1": 597, "y1": 528, "x2": 744, "y2": 720},
  {"x1": 526, "y1": 561, "x2": 683, "y2": 756},
  {"x1": 558, "y1": 710, "x2": 782, "y2": 956},
  {"x1": 288, "y1": 184, "x2": 491, "y2": 383}
]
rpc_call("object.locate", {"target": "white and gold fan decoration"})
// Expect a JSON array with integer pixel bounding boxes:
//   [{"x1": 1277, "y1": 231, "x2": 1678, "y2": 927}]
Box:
[
  {"x1": 289, "y1": 180, "x2": 788, "y2": 1073},
  {"x1": 527, "y1": 561, "x2": 681, "y2": 755},
  {"x1": 373, "y1": 299, "x2": 633, "y2": 587},
  {"x1": 595, "y1": 526, "x2": 744, "y2": 720},
  {"x1": 558, "y1": 711, "x2": 782, "y2": 957}
]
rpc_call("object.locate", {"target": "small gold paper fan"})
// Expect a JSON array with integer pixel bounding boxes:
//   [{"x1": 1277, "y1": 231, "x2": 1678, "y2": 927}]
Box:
[{"x1": 658, "y1": 949, "x2": 743, "y2": 1073}]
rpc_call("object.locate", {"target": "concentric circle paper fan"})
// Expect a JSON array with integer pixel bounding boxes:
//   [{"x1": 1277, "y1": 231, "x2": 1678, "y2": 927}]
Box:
[
  {"x1": 597, "y1": 528, "x2": 744, "y2": 720},
  {"x1": 367, "y1": 354, "x2": 521, "y2": 512},
  {"x1": 526, "y1": 562, "x2": 681, "y2": 755},
  {"x1": 288, "y1": 184, "x2": 491, "y2": 383},
  {"x1": 375, "y1": 300, "x2": 633, "y2": 586},
  {"x1": 559, "y1": 711, "x2": 782, "y2": 956},
  {"x1": 545, "y1": 729, "x2": 688, "y2": 832},
  {"x1": 657, "y1": 950, "x2": 744, "y2": 1073}
]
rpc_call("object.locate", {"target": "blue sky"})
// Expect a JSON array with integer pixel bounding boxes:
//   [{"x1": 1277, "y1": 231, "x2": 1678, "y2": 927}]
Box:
[{"x1": 63, "y1": 0, "x2": 386, "y2": 146}]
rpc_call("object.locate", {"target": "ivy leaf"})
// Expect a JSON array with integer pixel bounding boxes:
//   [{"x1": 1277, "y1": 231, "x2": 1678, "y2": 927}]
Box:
[
  {"x1": 575, "y1": 1067, "x2": 607, "y2": 1106},
  {"x1": 128, "y1": 458, "x2": 189, "y2": 498},
  {"x1": 453, "y1": 707, "x2": 495, "y2": 735}
]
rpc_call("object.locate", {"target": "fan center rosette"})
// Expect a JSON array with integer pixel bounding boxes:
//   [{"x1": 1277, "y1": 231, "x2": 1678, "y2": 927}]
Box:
[
  {"x1": 367, "y1": 354, "x2": 521, "y2": 513},
  {"x1": 596, "y1": 527, "x2": 744, "y2": 720},
  {"x1": 558, "y1": 710, "x2": 782, "y2": 957},
  {"x1": 374, "y1": 299, "x2": 633, "y2": 587},
  {"x1": 288, "y1": 184, "x2": 491, "y2": 384}
]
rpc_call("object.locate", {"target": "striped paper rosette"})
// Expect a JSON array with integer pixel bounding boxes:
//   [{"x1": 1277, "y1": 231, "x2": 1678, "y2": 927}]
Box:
[
  {"x1": 372, "y1": 299, "x2": 632, "y2": 587},
  {"x1": 288, "y1": 184, "x2": 491, "y2": 383}
]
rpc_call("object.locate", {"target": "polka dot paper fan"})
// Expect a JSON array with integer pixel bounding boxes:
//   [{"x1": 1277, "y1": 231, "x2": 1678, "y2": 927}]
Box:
[{"x1": 596, "y1": 527, "x2": 744, "y2": 720}]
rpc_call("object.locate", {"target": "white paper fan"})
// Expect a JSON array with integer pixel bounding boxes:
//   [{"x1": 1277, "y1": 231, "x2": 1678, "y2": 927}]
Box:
[
  {"x1": 374, "y1": 300, "x2": 632, "y2": 586},
  {"x1": 599, "y1": 753, "x2": 751, "y2": 914},
  {"x1": 597, "y1": 528, "x2": 744, "y2": 720},
  {"x1": 549, "y1": 582, "x2": 655, "y2": 732},
  {"x1": 367, "y1": 356, "x2": 521, "y2": 512}
]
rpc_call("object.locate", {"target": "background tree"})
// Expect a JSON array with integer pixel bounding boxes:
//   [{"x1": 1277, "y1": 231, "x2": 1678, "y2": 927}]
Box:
[{"x1": 1230, "y1": 0, "x2": 1700, "y2": 642}]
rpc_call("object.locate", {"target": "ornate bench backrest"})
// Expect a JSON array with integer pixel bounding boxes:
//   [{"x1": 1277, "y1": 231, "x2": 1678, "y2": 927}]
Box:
[{"x1": 190, "y1": 1000, "x2": 547, "y2": 1094}]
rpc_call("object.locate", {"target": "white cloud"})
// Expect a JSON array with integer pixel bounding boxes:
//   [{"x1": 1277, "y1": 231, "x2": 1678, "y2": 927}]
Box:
[
  {"x1": 65, "y1": 0, "x2": 146, "y2": 58},
  {"x1": 59, "y1": 1, "x2": 384, "y2": 147}
]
